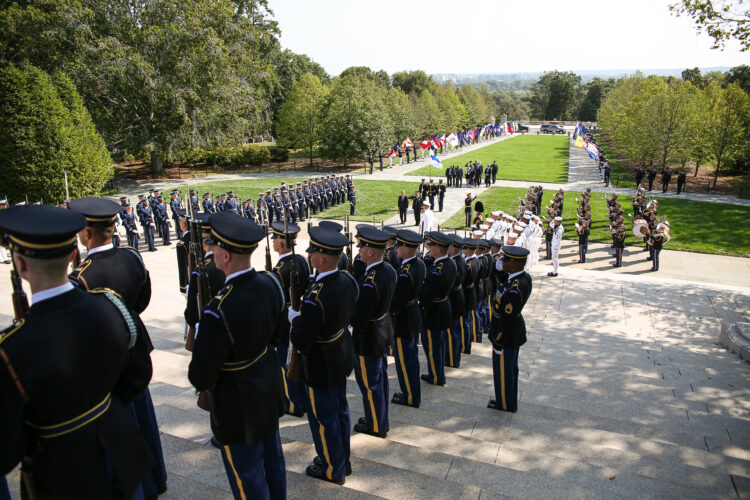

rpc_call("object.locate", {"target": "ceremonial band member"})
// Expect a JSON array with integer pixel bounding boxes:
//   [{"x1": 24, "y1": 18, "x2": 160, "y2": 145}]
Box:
[
  {"x1": 420, "y1": 231, "x2": 457, "y2": 386},
  {"x1": 488, "y1": 246, "x2": 532, "y2": 413},
  {"x1": 68, "y1": 197, "x2": 167, "y2": 498},
  {"x1": 390, "y1": 229, "x2": 426, "y2": 408},
  {"x1": 270, "y1": 221, "x2": 310, "y2": 417},
  {"x1": 188, "y1": 212, "x2": 287, "y2": 499},
  {"x1": 289, "y1": 227, "x2": 359, "y2": 484},
  {"x1": 446, "y1": 234, "x2": 466, "y2": 368},
  {"x1": 0, "y1": 205, "x2": 152, "y2": 499},
  {"x1": 351, "y1": 226, "x2": 397, "y2": 438}
]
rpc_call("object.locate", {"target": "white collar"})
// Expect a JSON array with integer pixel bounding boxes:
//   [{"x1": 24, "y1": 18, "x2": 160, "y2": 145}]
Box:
[
  {"x1": 33, "y1": 282, "x2": 74, "y2": 305},
  {"x1": 278, "y1": 251, "x2": 292, "y2": 260},
  {"x1": 465, "y1": 254, "x2": 476, "y2": 260},
  {"x1": 402, "y1": 255, "x2": 416, "y2": 265},
  {"x1": 205, "y1": 251, "x2": 214, "y2": 258},
  {"x1": 434, "y1": 254, "x2": 449, "y2": 263},
  {"x1": 224, "y1": 267, "x2": 254, "y2": 284},
  {"x1": 316, "y1": 269, "x2": 338, "y2": 281},
  {"x1": 86, "y1": 243, "x2": 114, "y2": 257},
  {"x1": 508, "y1": 270, "x2": 524, "y2": 280},
  {"x1": 365, "y1": 261, "x2": 381, "y2": 272}
]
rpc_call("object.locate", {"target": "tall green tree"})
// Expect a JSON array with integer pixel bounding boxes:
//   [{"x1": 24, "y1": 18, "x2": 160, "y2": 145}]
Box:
[
  {"x1": 529, "y1": 71, "x2": 582, "y2": 120},
  {"x1": 0, "y1": 63, "x2": 112, "y2": 202},
  {"x1": 725, "y1": 64, "x2": 750, "y2": 93},
  {"x1": 275, "y1": 73, "x2": 328, "y2": 167},
  {"x1": 705, "y1": 82, "x2": 750, "y2": 185},
  {"x1": 392, "y1": 70, "x2": 436, "y2": 96},
  {"x1": 669, "y1": 0, "x2": 750, "y2": 51},
  {"x1": 578, "y1": 77, "x2": 615, "y2": 121},
  {"x1": 492, "y1": 90, "x2": 530, "y2": 121}
]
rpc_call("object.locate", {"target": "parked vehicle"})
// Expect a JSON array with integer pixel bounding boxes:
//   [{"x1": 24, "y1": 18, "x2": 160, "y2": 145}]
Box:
[
  {"x1": 515, "y1": 122, "x2": 529, "y2": 132},
  {"x1": 540, "y1": 124, "x2": 566, "y2": 134}
]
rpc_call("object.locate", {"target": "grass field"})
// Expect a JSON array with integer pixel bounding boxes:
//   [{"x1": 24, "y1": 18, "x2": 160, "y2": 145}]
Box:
[
  {"x1": 182, "y1": 178, "x2": 404, "y2": 223},
  {"x1": 441, "y1": 186, "x2": 750, "y2": 257},
  {"x1": 594, "y1": 134, "x2": 634, "y2": 188},
  {"x1": 406, "y1": 135, "x2": 569, "y2": 183}
]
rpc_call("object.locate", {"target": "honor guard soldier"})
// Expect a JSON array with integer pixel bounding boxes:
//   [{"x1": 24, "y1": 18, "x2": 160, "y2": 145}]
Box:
[
  {"x1": 382, "y1": 226, "x2": 402, "y2": 270},
  {"x1": 446, "y1": 234, "x2": 466, "y2": 368},
  {"x1": 390, "y1": 229, "x2": 426, "y2": 408},
  {"x1": 68, "y1": 197, "x2": 168, "y2": 498},
  {"x1": 420, "y1": 231, "x2": 457, "y2": 386},
  {"x1": 270, "y1": 221, "x2": 310, "y2": 417},
  {"x1": 0, "y1": 205, "x2": 153, "y2": 499},
  {"x1": 225, "y1": 191, "x2": 238, "y2": 213},
  {"x1": 188, "y1": 213, "x2": 287, "y2": 499},
  {"x1": 317, "y1": 221, "x2": 350, "y2": 271},
  {"x1": 155, "y1": 195, "x2": 171, "y2": 246},
  {"x1": 184, "y1": 213, "x2": 226, "y2": 346},
  {"x1": 351, "y1": 226, "x2": 397, "y2": 438},
  {"x1": 476, "y1": 240, "x2": 492, "y2": 342},
  {"x1": 170, "y1": 190, "x2": 183, "y2": 239},
  {"x1": 461, "y1": 238, "x2": 480, "y2": 353},
  {"x1": 202, "y1": 192, "x2": 213, "y2": 213},
  {"x1": 175, "y1": 208, "x2": 190, "y2": 295},
  {"x1": 288, "y1": 227, "x2": 359, "y2": 484},
  {"x1": 139, "y1": 197, "x2": 157, "y2": 251},
  {"x1": 123, "y1": 202, "x2": 140, "y2": 249},
  {"x1": 488, "y1": 246, "x2": 532, "y2": 413}
]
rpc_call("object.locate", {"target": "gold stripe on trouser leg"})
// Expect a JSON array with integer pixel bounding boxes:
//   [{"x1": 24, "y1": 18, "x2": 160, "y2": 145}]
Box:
[
  {"x1": 472, "y1": 310, "x2": 477, "y2": 342},
  {"x1": 308, "y1": 387, "x2": 334, "y2": 480},
  {"x1": 447, "y1": 327, "x2": 454, "y2": 366},
  {"x1": 499, "y1": 352, "x2": 507, "y2": 410},
  {"x1": 280, "y1": 365, "x2": 294, "y2": 414},
  {"x1": 459, "y1": 315, "x2": 465, "y2": 353},
  {"x1": 223, "y1": 445, "x2": 248, "y2": 500},
  {"x1": 427, "y1": 330, "x2": 437, "y2": 384},
  {"x1": 359, "y1": 355, "x2": 379, "y2": 433},
  {"x1": 396, "y1": 338, "x2": 412, "y2": 405}
]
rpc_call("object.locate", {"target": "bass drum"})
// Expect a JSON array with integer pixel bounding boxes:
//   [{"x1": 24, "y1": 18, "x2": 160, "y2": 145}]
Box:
[{"x1": 632, "y1": 218, "x2": 649, "y2": 237}]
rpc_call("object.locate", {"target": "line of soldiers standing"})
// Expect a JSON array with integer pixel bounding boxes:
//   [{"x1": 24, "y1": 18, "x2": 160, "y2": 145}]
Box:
[
  {"x1": 633, "y1": 166, "x2": 688, "y2": 194},
  {"x1": 444, "y1": 160, "x2": 499, "y2": 188},
  {"x1": 175, "y1": 213, "x2": 532, "y2": 495}
]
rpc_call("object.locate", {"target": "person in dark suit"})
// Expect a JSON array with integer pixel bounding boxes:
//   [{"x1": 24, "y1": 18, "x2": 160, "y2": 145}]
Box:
[
  {"x1": 676, "y1": 169, "x2": 686, "y2": 194},
  {"x1": 647, "y1": 167, "x2": 657, "y2": 191},
  {"x1": 635, "y1": 167, "x2": 645, "y2": 188},
  {"x1": 188, "y1": 213, "x2": 287, "y2": 499},
  {"x1": 0, "y1": 205, "x2": 153, "y2": 500},
  {"x1": 397, "y1": 190, "x2": 409, "y2": 224},
  {"x1": 409, "y1": 191, "x2": 422, "y2": 227},
  {"x1": 464, "y1": 193, "x2": 476, "y2": 228},
  {"x1": 661, "y1": 167, "x2": 672, "y2": 193},
  {"x1": 390, "y1": 229, "x2": 425, "y2": 408},
  {"x1": 289, "y1": 227, "x2": 359, "y2": 484},
  {"x1": 488, "y1": 246, "x2": 532, "y2": 413},
  {"x1": 437, "y1": 180, "x2": 446, "y2": 212},
  {"x1": 491, "y1": 161, "x2": 498, "y2": 183}
]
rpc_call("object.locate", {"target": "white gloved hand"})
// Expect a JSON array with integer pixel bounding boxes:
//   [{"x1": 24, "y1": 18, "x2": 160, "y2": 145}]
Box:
[
  {"x1": 288, "y1": 308, "x2": 300, "y2": 323},
  {"x1": 493, "y1": 348, "x2": 504, "y2": 355}
]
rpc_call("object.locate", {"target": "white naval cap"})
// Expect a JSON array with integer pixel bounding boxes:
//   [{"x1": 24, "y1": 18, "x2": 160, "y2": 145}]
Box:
[
  {"x1": 491, "y1": 210, "x2": 501, "y2": 216},
  {"x1": 473, "y1": 230, "x2": 484, "y2": 237},
  {"x1": 554, "y1": 216, "x2": 563, "y2": 221},
  {"x1": 485, "y1": 217, "x2": 494, "y2": 223},
  {"x1": 479, "y1": 224, "x2": 489, "y2": 230}
]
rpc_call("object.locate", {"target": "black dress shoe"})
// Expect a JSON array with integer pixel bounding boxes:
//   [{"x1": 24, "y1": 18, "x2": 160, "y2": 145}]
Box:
[
  {"x1": 306, "y1": 463, "x2": 345, "y2": 485},
  {"x1": 353, "y1": 422, "x2": 387, "y2": 438},
  {"x1": 157, "y1": 483, "x2": 168, "y2": 495},
  {"x1": 209, "y1": 436, "x2": 221, "y2": 449},
  {"x1": 487, "y1": 398, "x2": 516, "y2": 412},
  {"x1": 357, "y1": 416, "x2": 367, "y2": 426},
  {"x1": 313, "y1": 456, "x2": 352, "y2": 476},
  {"x1": 547, "y1": 272, "x2": 554, "y2": 276},
  {"x1": 286, "y1": 409, "x2": 305, "y2": 417},
  {"x1": 391, "y1": 393, "x2": 419, "y2": 408},
  {"x1": 420, "y1": 374, "x2": 445, "y2": 386}
]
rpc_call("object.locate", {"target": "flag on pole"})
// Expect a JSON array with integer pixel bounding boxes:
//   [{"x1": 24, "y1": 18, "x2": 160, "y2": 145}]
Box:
[
  {"x1": 440, "y1": 134, "x2": 446, "y2": 147},
  {"x1": 573, "y1": 125, "x2": 579, "y2": 140},
  {"x1": 431, "y1": 135, "x2": 441, "y2": 149},
  {"x1": 585, "y1": 142, "x2": 599, "y2": 159},
  {"x1": 420, "y1": 138, "x2": 431, "y2": 149},
  {"x1": 574, "y1": 135, "x2": 584, "y2": 148},
  {"x1": 429, "y1": 153, "x2": 442, "y2": 168},
  {"x1": 508, "y1": 122, "x2": 514, "y2": 135},
  {"x1": 402, "y1": 138, "x2": 413, "y2": 148},
  {"x1": 387, "y1": 143, "x2": 398, "y2": 157},
  {"x1": 447, "y1": 132, "x2": 459, "y2": 147}
]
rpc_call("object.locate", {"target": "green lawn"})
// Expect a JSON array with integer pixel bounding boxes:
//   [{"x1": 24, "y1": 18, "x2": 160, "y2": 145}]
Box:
[
  {"x1": 441, "y1": 186, "x2": 750, "y2": 257},
  {"x1": 594, "y1": 134, "x2": 634, "y2": 188},
  {"x1": 406, "y1": 135, "x2": 569, "y2": 183},
  {"x1": 181, "y1": 178, "x2": 404, "y2": 223}
]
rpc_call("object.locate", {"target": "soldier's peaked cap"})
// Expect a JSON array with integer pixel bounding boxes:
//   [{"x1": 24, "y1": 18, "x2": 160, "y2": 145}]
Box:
[
  {"x1": 424, "y1": 231, "x2": 451, "y2": 247},
  {"x1": 382, "y1": 225, "x2": 398, "y2": 238},
  {"x1": 461, "y1": 237, "x2": 478, "y2": 248},
  {"x1": 356, "y1": 225, "x2": 389, "y2": 249},
  {"x1": 501, "y1": 245, "x2": 530, "y2": 260},
  {"x1": 448, "y1": 234, "x2": 464, "y2": 247},
  {"x1": 307, "y1": 227, "x2": 347, "y2": 255},
  {"x1": 206, "y1": 212, "x2": 263, "y2": 254},
  {"x1": 271, "y1": 221, "x2": 300, "y2": 239},
  {"x1": 68, "y1": 197, "x2": 120, "y2": 227},
  {"x1": 0, "y1": 205, "x2": 86, "y2": 258},
  {"x1": 395, "y1": 229, "x2": 421, "y2": 247},
  {"x1": 318, "y1": 221, "x2": 343, "y2": 233}
]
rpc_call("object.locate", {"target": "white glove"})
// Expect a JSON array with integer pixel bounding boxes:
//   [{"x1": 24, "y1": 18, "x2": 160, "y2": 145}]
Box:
[
  {"x1": 288, "y1": 308, "x2": 300, "y2": 323},
  {"x1": 493, "y1": 348, "x2": 504, "y2": 355}
]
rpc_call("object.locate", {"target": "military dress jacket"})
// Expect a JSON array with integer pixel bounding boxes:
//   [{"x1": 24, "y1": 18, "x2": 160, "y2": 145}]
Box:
[
  {"x1": 419, "y1": 255, "x2": 457, "y2": 330},
  {"x1": 272, "y1": 253, "x2": 311, "y2": 347},
  {"x1": 390, "y1": 257, "x2": 425, "y2": 338},
  {"x1": 351, "y1": 261, "x2": 397, "y2": 356},
  {"x1": 184, "y1": 252, "x2": 226, "y2": 327},
  {"x1": 463, "y1": 256, "x2": 480, "y2": 310},
  {"x1": 489, "y1": 272, "x2": 532, "y2": 350},
  {"x1": 450, "y1": 254, "x2": 466, "y2": 320}
]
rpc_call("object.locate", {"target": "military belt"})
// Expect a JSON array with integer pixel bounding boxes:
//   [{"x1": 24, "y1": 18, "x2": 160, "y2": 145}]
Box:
[
  {"x1": 369, "y1": 312, "x2": 389, "y2": 321},
  {"x1": 221, "y1": 346, "x2": 269, "y2": 372},
  {"x1": 432, "y1": 296, "x2": 448, "y2": 303},
  {"x1": 27, "y1": 393, "x2": 111, "y2": 438},
  {"x1": 314, "y1": 328, "x2": 345, "y2": 344}
]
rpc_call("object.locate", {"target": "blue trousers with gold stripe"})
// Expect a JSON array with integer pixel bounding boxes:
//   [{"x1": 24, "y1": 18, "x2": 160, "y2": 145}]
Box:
[
  {"x1": 220, "y1": 430, "x2": 286, "y2": 500},
  {"x1": 127, "y1": 388, "x2": 167, "y2": 497},
  {"x1": 474, "y1": 304, "x2": 485, "y2": 342},
  {"x1": 461, "y1": 311, "x2": 477, "y2": 354},
  {"x1": 492, "y1": 348, "x2": 519, "y2": 412},
  {"x1": 479, "y1": 296, "x2": 490, "y2": 336},
  {"x1": 1, "y1": 477, "x2": 9, "y2": 500},
  {"x1": 393, "y1": 336, "x2": 420, "y2": 406},
  {"x1": 445, "y1": 317, "x2": 463, "y2": 368},
  {"x1": 354, "y1": 354, "x2": 389, "y2": 434},
  {"x1": 421, "y1": 329, "x2": 446, "y2": 385},
  {"x1": 274, "y1": 345, "x2": 306, "y2": 415},
  {"x1": 304, "y1": 383, "x2": 351, "y2": 482}
]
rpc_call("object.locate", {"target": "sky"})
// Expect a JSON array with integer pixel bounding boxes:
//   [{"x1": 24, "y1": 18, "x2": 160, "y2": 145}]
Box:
[{"x1": 270, "y1": 0, "x2": 748, "y2": 76}]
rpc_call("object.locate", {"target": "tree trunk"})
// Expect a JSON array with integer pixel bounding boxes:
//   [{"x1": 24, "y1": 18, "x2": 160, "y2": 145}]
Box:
[
  {"x1": 694, "y1": 155, "x2": 702, "y2": 176},
  {"x1": 151, "y1": 152, "x2": 163, "y2": 174},
  {"x1": 309, "y1": 146, "x2": 314, "y2": 168},
  {"x1": 713, "y1": 157, "x2": 721, "y2": 188}
]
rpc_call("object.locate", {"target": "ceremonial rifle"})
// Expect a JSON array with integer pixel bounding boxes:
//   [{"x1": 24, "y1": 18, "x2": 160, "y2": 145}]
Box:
[
  {"x1": 264, "y1": 222, "x2": 273, "y2": 272},
  {"x1": 345, "y1": 215, "x2": 353, "y2": 273},
  {"x1": 7, "y1": 244, "x2": 29, "y2": 321},
  {"x1": 185, "y1": 198, "x2": 210, "y2": 352}
]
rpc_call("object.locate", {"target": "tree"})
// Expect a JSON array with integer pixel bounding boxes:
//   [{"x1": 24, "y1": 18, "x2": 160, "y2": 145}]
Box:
[
  {"x1": 725, "y1": 64, "x2": 750, "y2": 93},
  {"x1": 681, "y1": 67, "x2": 705, "y2": 88},
  {"x1": 386, "y1": 88, "x2": 418, "y2": 146},
  {"x1": 528, "y1": 71, "x2": 582, "y2": 120},
  {"x1": 320, "y1": 75, "x2": 392, "y2": 167},
  {"x1": 0, "y1": 63, "x2": 112, "y2": 203},
  {"x1": 669, "y1": 0, "x2": 750, "y2": 51},
  {"x1": 338, "y1": 66, "x2": 390, "y2": 87},
  {"x1": 270, "y1": 48, "x2": 329, "y2": 120},
  {"x1": 578, "y1": 77, "x2": 615, "y2": 121},
  {"x1": 457, "y1": 84, "x2": 493, "y2": 126},
  {"x1": 648, "y1": 78, "x2": 699, "y2": 170},
  {"x1": 413, "y1": 90, "x2": 444, "y2": 138},
  {"x1": 705, "y1": 82, "x2": 750, "y2": 185},
  {"x1": 492, "y1": 91, "x2": 530, "y2": 121},
  {"x1": 433, "y1": 84, "x2": 467, "y2": 132},
  {"x1": 392, "y1": 70, "x2": 436, "y2": 96},
  {"x1": 275, "y1": 73, "x2": 328, "y2": 167}
]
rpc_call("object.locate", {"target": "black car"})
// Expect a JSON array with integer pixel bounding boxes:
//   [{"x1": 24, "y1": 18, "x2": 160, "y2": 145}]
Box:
[
  {"x1": 515, "y1": 122, "x2": 529, "y2": 132},
  {"x1": 540, "y1": 124, "x2": 566, "y2": 135}
]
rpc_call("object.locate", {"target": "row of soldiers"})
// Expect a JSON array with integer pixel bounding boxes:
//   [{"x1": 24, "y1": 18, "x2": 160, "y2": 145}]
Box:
[
  {"x1": 633, "y1": 166, "x2": 688, "y2": 194},
  {"x1": 174, "y1": 211, "x2": 532, "y2": 493},
  {"x1": 444, "y1": 161, "x2": 499, "y2": 188}
]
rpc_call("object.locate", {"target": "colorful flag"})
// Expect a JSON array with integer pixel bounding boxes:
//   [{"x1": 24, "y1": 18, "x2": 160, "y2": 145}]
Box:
[
  {"x1": 574, "y1": 135, "x2": 584, "y2": 148},
  {"x1": 429, "y1": 153, "x2": 442, "y2": 168},
  {"x1": 585, "y1": 142, "x2": 599, "y2": 159},
  {"x1": 402, "y1": 138, "x2": 413, "y2": 148},
  {"x1": 447, "y1": 132, "x2": 459, "y2": 147},
  {"x1": 387, "y1": 143, "x2": 398, "y2": 157},
  {"x1": 420, "y1": 139, "x2": 431, "y2": 149},
  {"x1": 440, "y1": 133, "x2": 446, "y2": 146}
]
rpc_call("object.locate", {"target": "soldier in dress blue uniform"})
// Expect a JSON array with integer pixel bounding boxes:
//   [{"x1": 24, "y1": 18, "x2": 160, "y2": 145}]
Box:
[
  {"x1": 170, "y1": 191, "x2": 183, "y2": 239},
  {"x1": 122, "y1": 203, "x2": 140, "y2": 249},
  {"x1": 309, "y1": 182, "x2": 318, "y2": 215},
  {"x1": 154, "y1": 195, "x2": 171, "y2": 246},
  {"x1": 202, "y1": 192, "x2": 214, "y2": 213},
  {"x1": 382, "y1": 226, "x2": 401, "y2": 270},
  {"x1": 351, "y1": 226, "x2": 397, "y2": 437},
  {"x1": 225, "y1": 191, "x2": 238, "y2": 214},
  {"x1": 348, "y1": 185, "x2": 356, "y2": 216},
  {"x1": 244, "y1": 199, "x2": 257, "y2": 222},
  {"x1": 288, "y1": 227, "x2": 358, "y2": 484},
  {"x1": 265, "y1": 190, "x2": 274, "y2": 223},
  {"x1": 174, "y1": 208, "x2": 191, "y2": 296},
  {"x1": 478, "y1": 240, "x2": 493, "y2": 341},
  {"x1": 257, "y1": 193, "x2": 268, "y2": 224},
  {"x1": 419, "y1": 231, "x2": 457, "y2": 386},
  {"x1": 270, "y1": 221, "x2": 310, "y2": 418},
  {"x1": 139, "y1": 198, "x2": 157, "y2": 251},
  {"x1": 273, "y1": 193, "x2": 283, "y2": 222},
  {"x1": 390, "y1": 229, "x2": 425, "y2": 408},
  {"x1": 68, "y1": 197, "x2": 168, "y2": 498},
  {"x1": 488, "y1": 246, "x2": 532, "y2": 413},
  {"x1": 188, "y1": 213, "x2": 287, "y2": 499},
  {"x1": 0, "y1": 205, "x2": 153, "y2": 499},
  {"x1": 461, "y1": 238, "x2": 480, "y2": 353},
  {"x1": 446, "y1": 234, "x2": 466, "y2": 368}
]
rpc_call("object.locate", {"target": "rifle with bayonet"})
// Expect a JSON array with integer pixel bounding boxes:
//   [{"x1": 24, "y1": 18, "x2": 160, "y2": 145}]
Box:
[
  {"x1": 345, "y1": 214, "x2": 353, "y2": 272},
  {"x1": 7, "y1": 243, "x2": 28, "y2": 322},
  {"x1": 264, "y1": 223, "x2": 273, "y2": 272},
  {"x1": 185, "y1": 197, "x2": 210, "y2": 352},
  {"x1": 285, "y1": 215, "x2": 304, "y2": 381}
]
